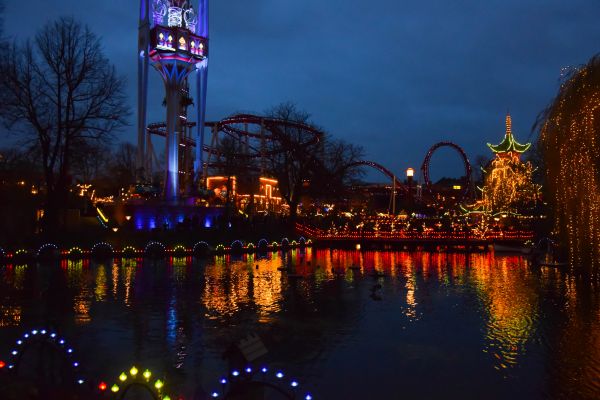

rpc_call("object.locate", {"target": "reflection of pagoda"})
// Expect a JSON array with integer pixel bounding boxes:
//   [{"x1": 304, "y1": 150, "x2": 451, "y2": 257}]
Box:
[{"x1": 463, "y1": 113, "x2": 540, "y2": 217}]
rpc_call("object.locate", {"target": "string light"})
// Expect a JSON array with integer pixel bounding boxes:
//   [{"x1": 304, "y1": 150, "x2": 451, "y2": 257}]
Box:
[
  {"x1": 540, "y1": 57, "x2": 600, "y2": 274},
  {"x1": 211, "y1": 365, "x2": 313, "y2": 399},
  {"x1": 471, "y1": 113, "x2": 541, "y2": 216}
]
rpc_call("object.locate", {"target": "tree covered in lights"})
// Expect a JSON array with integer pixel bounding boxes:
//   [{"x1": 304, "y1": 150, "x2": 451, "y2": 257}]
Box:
[
  {"x1": 538, "y1": 55, "x2": 600, "y2": 275},
  {"x1": 464, "y1": 114, "x2": 540, "y2": 217}
]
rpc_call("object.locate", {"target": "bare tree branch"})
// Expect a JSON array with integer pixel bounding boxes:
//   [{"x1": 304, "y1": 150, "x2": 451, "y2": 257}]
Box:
[{"x1": 0, "y1": 17, "x2": 130, "y2": 231}]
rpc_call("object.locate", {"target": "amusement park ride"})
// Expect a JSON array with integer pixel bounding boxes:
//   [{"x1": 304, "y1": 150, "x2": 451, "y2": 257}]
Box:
[
  {"x1": 137, "y1": 1, "x2": 324, "y2": 204},
  {"x1": 133, "y1": 0, "x2": 534, "y2": 233},
  {"x1": 137, "y1": 0, "x2": 209, "y2": 201}
]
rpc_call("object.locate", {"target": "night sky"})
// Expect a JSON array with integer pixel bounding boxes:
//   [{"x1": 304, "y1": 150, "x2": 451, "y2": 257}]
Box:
[{"x1": 4, "y1": 0, "x2": 600, "y2": 181}]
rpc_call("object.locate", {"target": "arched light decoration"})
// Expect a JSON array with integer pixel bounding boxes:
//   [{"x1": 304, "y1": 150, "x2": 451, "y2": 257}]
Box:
[
  {"x1": 172, "y1": 245, "x2": 187, "y2": 254},
  {"x1": 36, "y1": 243, "x2": 59, "y2": 257},
  {"x1": 109, "y1": 366, "x2": 170, "y2": 399},
  {"x1": 91, "y1": 242, "x2": 114, "y2": 254},
  {"x1": 210, "y1": 365, "x2": 313, "y2": 399},
  {"x1": 4, "y1": 328, "x2": 85, "y2": 385},
  {"x1": 68, "y1": 247, "x2": 85, "y2": 257},
  {"x1": 145, "y1": 241, "x2": 166, "y2": 254},
  {"x1": 122, "y1": 245, "x2": 139, "y2": 257}
]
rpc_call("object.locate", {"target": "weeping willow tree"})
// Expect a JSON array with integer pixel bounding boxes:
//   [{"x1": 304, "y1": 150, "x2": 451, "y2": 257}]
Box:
[{"x1": 538, "y1": 55, "x2": 600, "y2": 277}]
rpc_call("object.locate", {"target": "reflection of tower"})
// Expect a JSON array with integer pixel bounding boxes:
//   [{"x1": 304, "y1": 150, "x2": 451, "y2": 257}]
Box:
[{"x1": 137, "y1": 0, "x2": 209, "y2": 201}]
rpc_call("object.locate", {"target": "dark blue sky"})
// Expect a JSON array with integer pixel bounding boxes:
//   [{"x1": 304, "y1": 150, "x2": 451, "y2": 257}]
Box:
[{"x1": 4, "y1": 0, "x2": 600, "y2": 181}]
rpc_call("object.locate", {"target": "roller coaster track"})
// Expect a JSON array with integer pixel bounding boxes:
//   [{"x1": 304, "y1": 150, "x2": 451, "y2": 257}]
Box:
[
  {"x1": 420, "y1": 141, "x2": 472, "y2": 199},
  {"x1": 347, "y1": 160, "x2": 409, "y2": 193}
]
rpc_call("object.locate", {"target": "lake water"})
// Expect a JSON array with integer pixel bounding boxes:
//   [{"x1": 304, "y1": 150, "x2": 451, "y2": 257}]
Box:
[{"x1": 1, "y1": 249, "x2": 599, "y2": 399}]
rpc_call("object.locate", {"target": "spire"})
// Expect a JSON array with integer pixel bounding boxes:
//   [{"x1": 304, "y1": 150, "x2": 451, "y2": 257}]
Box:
[
  {"x1": 505, "y1": 112, "x2": 512, "y2": 137},
  {"x1": 487, "y1": 112, "x2": 531, "y2": 155}
]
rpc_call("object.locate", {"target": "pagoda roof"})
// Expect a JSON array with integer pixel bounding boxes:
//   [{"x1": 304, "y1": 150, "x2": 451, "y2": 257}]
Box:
[{"x1": 487, "y1": 113, "x2": 531, "y2": 154}]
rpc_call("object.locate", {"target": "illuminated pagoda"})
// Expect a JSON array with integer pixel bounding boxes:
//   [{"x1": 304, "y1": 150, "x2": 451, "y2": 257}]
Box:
[
  {"x1": 486, "y1": 113, "x2": 531, "y2": 160},
  {"x1": 463, "y1": 113, "x2": 540, "y2": 217}
]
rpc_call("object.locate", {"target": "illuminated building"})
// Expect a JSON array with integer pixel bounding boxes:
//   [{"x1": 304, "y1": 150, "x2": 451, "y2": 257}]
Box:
[{"x1": 206, "y1": 176, "x2": 284, "y2": 213}]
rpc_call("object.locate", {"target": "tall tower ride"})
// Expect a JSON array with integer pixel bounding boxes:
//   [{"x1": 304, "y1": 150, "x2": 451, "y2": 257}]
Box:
[{"x1": 137, "y1": 0, "x2": 209, "y2": 201}]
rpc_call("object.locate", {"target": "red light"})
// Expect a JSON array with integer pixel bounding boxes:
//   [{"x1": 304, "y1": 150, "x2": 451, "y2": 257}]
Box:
[
  {"x1": 98, "y1": 382, "x2": 107, "y2": 391},
  {"x1": 0, "y1": 361, "x2": 5, "y2": 368}
]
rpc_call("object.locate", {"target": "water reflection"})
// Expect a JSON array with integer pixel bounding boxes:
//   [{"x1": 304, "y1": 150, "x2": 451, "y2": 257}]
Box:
[
  {"x1": 0, "y1": 251, "x2": 598, "y2": 398},
  {"x1": 65, "y1": 259, "x2": 93, "y2": 324},
  {"x1": 94, "y1": 263, "x2": 107, "y2": 302},
  {"x1": 470, "y1": 255, "x2": 538, "y2": 373}
]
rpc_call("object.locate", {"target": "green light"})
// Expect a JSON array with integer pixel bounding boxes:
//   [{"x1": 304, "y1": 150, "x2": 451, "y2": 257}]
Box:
[
  {"x1": 119, "y1": 372, "x2": 127, "y2": 381},
  {"x1": 143, "y1": 369, "x2": 152, "y2": 379},
  {"x1": 111, "y1": 384, "x2": 119, "y2": 393},
  {"x1": 130, "y1": 366, "x2": 138, "y2": 376},
  {"x1": 155, "y1": 379, "x2": 164, "y2": 390}
]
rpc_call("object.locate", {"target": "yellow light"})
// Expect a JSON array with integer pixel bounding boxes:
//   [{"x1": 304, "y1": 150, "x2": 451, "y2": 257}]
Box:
[
  {"x1": 111, "y1": 384, "x2": 119, "y2": 392},
  {"x1": 130, "y1": 366, "x2": 138, "y2": 376},
  {"x1": 119, "y1": 372, "x2": 127, "y2": 382},
  {"x1": 97, "y1": 207, "x2": 109, "y2": 223},
  {"x1": 143, "y1": 369, "x2": 152, "y2": 380},
  {"x1": 155, "y1": 379, "x2": 164, "y2": 390},
  {"x1": 163, "y1": 397, "x2": 171, "y2": 400},
  {"x1": 453, "y1": 185, "x2": 462, "y2": 190},
  {"x1": 406, "y1": 168, "x2": 415, "y2": 178},
  {"x1": 355, "y1": 244, "x2": 361, "y2": 250}
]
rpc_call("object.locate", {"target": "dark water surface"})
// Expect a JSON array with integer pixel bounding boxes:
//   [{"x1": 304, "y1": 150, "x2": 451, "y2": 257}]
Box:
[{"x1": 1, "y1": 249, "x2": 600, "y2": 399}]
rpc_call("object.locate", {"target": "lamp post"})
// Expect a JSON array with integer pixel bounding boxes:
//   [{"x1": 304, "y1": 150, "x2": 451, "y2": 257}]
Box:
[{"x1": 406, "y1": 168, "x2": 414, "y2": 210}]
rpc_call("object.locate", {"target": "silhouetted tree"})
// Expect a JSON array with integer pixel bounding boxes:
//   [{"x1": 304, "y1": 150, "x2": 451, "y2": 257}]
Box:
[
  {"x1": 265, "y1": 102, "x2": 323, "y2": 220},
  {"x1": 473, "y1": 154, "x2": 490, "y2": 184},
  {"x1": 109, "y1": 142, "x2": 137, "y2": 191},
  {"x1": 215, "y1": 136, "x2": 247, "y2": 209},
  {"x1": 0, "y1": 17, "x2": 130, "y2": 232},
  {"x1": 309, "y1": 136, "x2": 364, "y2": 202},
  {"x1": 71, "y1": 141, "x2": 111, "y2": 183}
]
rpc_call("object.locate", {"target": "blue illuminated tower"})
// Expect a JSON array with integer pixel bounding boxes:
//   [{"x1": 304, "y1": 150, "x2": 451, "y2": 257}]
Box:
[{"x1": 137, "y1": 0, "x2": 209, "y2": 201}]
